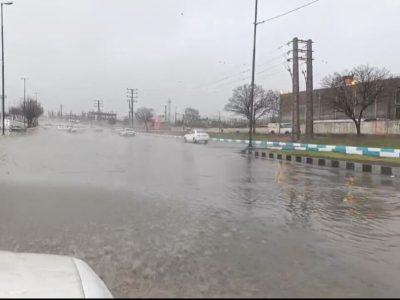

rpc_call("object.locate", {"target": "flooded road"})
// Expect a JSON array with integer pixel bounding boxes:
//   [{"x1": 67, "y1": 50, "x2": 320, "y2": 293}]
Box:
[{"x1": 0, "y1": 126, "x2": 399, "y2": 297}]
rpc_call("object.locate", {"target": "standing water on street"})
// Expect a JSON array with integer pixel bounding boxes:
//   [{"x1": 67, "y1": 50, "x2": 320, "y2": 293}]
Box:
[{"x1": 1, "y1": 0, "x2": 400, "y2": 298}]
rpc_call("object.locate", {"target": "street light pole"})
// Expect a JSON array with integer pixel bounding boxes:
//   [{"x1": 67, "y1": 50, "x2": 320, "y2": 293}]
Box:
[
  {"x1": 1, "y1": 1, "x2": 12, "y2": 135},
  {"x1": 248, "y1": 0, "x2": 258, "y2": 149}
]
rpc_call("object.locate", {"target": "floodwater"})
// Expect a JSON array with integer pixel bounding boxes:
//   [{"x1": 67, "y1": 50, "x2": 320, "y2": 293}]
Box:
[{"x1": 0, "y1": 125, "x2": 399, "y2": 297}]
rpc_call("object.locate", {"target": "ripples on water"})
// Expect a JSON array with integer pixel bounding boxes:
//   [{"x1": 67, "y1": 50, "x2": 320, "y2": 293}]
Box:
[{"x1": 0, "y1": 129, "x2": 399, "y2": 297}]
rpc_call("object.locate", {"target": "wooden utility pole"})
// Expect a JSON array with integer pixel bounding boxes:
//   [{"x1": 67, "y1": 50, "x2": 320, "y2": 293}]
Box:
[
  {"x1": 305, "y1": 39, "x2": 313, "y2": 138},
  {"x1": 291, "y1": 37, "x2": 300, "y2": 141}
]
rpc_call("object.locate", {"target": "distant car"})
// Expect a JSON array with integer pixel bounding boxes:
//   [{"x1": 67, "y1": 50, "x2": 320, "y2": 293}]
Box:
[
  {"x1": 183, "y1": 128, "x2": 210, "y2": 144},
  {"x1": 57, "y1": 124, "x2": 72, "y2": 131},
  {"x1": 119, "y1": 128, "x2": 136, "y2": 137},
  {"x1": 266, "y1": 122, "x2": 292, "y2": 135},
  {"x1": 279, "y1": 123, "x2": 292, "y2": 135}
]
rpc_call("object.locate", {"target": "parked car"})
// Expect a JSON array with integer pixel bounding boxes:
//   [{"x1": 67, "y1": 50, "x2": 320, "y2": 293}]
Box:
[
  {"x1": 183, "y1": 128, "x2": 210, "y2": 144},
  {"x1": 119, "y1": 128, "x2": 136, "y2": 137}
]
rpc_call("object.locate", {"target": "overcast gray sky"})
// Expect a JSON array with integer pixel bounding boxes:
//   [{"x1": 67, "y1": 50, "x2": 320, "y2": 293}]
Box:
[{"x1": 4, "y1": 0, "x2": 400, "y2": 118}]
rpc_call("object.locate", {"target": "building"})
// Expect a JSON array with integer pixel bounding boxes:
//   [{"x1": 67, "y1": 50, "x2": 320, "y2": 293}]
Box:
[
  {"x1": 87, "y1": 111, "x2": 117, "y2": 122},
  {"x1": 280, "y1": 77, "x2": 400, "y2": 123}
]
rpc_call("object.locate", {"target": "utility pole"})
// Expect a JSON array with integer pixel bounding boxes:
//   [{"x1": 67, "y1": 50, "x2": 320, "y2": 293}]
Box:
[
  {"x1": 1, "y1": 1, "x2": 12, "y2": 135},
  {"x1": 218, "y1": 111, "x2": 222, "y2": 133},
  {"x1": 21, "y1": 77, "x2": 28, "y2": 127},
  {"x1": 167, "y1": 99, "x2": 171, "y2": 124},
  {"x1": 248, "y1": 0, "x2": 258, "y2": 149},
  {"x1": 126, "y1": 88, "x2": 138, "y2": 128},
  {"x1": 291, "y1": 37, "x2": 300, "y2": 141},
  {"x1": 93, "y1": 100, "x2": 103, "y2": 121},
  {"x1": 305, "y1": 39, "x2": 313, "y2": 138},
  {"x1": 164, "y1": 105, "x2": 167, "y2": 122},
  {"x1": 287, "y1": 37, "x2": 314, "y2": 141},
  {"x1": 60, "y1": 104, "x2": 63, "y2": 118},
  {"x1": 174, "y1": 106, "x2": 177, "y2": 126}
]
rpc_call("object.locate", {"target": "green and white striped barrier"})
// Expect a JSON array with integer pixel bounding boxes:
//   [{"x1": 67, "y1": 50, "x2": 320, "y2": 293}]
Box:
[
  {"x1": 137, "y1": 133, "x2": 400, "y2": 159},
  {"x1": 210, "y1": 138, "x2": 400, "y2": 159}
]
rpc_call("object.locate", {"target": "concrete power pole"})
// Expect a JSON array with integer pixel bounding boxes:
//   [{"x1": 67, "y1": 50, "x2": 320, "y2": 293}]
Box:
[
  {"x1": 291, "y1": 37, "x2": 300, "y2": 141},
  {"x1": 174, "y1": 106, "x2": 177, "y2": 126},
  {"x1": 305, "y1": 39, "x2": 313, "y2": 138},
  {"x1": 126, "y1": 88, "x2": 138, "y2": 128},
  {"x1": 167, "y1": 99, "x2": 171, "y2": 124},
  {"x1": 94, "y1": 100, "x2": 103, "y2": 121},
  {"x1": 218, "y1": 111, "x2": 222, "y2": 133}
]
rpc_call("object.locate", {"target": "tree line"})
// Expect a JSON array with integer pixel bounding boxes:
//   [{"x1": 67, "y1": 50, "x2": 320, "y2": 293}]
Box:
[{"x1": 134, "y1": 64, "x2": 392, "y2": 136}]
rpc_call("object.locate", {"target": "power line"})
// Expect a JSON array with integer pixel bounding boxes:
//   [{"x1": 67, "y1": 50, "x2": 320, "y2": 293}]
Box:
[
  {"x1": 257, "y1": 0, "x2": 320, "y2": 25},
  {"x1": 195, "y1": 58, "x2": 287, "y2": 91}
]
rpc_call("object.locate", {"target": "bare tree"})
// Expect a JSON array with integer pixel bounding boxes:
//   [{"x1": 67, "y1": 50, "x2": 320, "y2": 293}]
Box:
[
  {"x1": 135, "y1": 107, "x2": 154, "y2": 132},
  {"x1": 225, "y1": 84, "x2": 279, "y2": 133},
  {"x1": 184, "y1": 107, "x2": 200, "y2": 127},
  {"x1": 322, "y1": 65, "x2": 390, "y2": 135},
  {"x1": 20, "y1": 98, "x2": 44, "y2": 127},
  {"x1": 265, "y1": 90, "x2": 280, "y2": 122},
  {"x1": 9, "y1": 106, "x2": 23, "y2": 120}
]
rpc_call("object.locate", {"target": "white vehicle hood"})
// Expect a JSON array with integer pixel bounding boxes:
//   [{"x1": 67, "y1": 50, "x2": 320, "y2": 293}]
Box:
[{"x1": 0, "y1": 251, "x2": 112, "y2": 298}]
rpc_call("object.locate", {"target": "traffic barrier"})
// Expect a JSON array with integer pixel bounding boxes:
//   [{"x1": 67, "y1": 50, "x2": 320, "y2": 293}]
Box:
[
  {"x1": 209, "y1": 138, "x2": 400, "y2": 159},
  {"x1": 253, "y1": 149, "x2": 400, "y2": 177},
  {"x1": 137, "y1": 133, "x2": 400, "y2": 159}
]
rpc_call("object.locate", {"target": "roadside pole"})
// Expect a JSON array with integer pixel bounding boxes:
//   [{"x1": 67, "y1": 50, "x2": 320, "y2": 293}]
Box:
[
  {"x1": 248, "y1": 0, "x2": 258, "y2": 150},
  {"x1": 305, "y1": 39, "x2": 313, "y2": 138},
  {"x1": 127, "y1": 88, "x2": 138, "y2": 128},
  {"x1": 291, "y1": 37, "x2": 300, "y2": 141}
]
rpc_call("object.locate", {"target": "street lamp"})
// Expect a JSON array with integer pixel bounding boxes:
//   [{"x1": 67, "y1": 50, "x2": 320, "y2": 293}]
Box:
[
  {"x1": 247, "y1": 0, "x2": 258, "y2": 150},
  {"x1": 1, "y1": 1, "x2": 12, "y2": 135}
]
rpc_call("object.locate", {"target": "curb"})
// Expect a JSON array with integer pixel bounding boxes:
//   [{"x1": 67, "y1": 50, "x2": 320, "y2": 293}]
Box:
[
  {"x1": 253, "y1": 149, "x2": 399, "y2": 177},
  {"x1": 210, "y1": 138, "x2": 400, "y2": 159},
  {"x1": 137, "y1": 132, "x2": 400, "y2": 160}
]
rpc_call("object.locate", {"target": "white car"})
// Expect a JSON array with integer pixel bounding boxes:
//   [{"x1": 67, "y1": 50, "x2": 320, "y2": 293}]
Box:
[
  {"x1": 266, "y1": 122, "x2": 292, "y2": 135},
  {"x1": 0, "y1": 251, "x2": 112, "y2": 298},
  {"x1": 119, "y1": 128, "x2": 136, "y2": 137},
  {"x1": 57, "y1": 124, "x2": 72, "y2": 131},
  {"x1": 183, "y1": 128, "x2": 210, "y2": 144}
]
